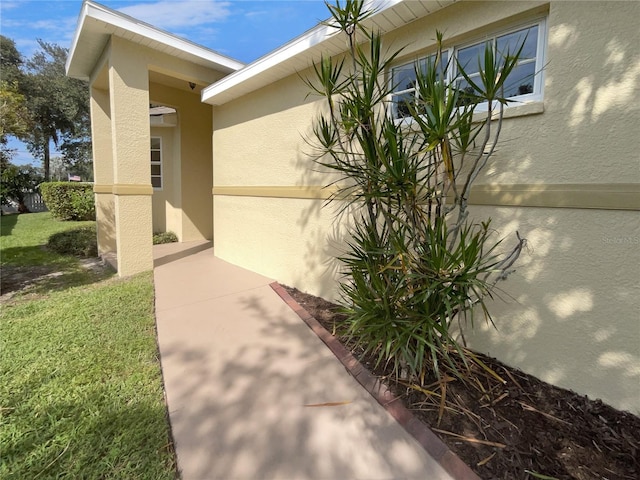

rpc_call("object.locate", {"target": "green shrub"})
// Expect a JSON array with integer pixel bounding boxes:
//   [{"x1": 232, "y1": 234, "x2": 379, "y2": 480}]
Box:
[
  {"x1": 152, "y1": 231, "x2": 178, "y2": 245},
  {"x1": 306, "y1": 2, "x2": 527, "y2": 385},
  {"x1": 40, "y1": 182, "x2": 95, "y2": 221},
  {"x1": 47, "y1": 225, "x2": 98, "y2": 257}
]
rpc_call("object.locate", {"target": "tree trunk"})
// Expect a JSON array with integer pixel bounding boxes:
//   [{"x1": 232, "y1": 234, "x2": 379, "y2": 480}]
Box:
[
  {"x1": 18, "y1": 201, "x2": 30, "y2": 214},
  {"x1": 43, "y1": 139, "x2": 50, "y2": 182}
]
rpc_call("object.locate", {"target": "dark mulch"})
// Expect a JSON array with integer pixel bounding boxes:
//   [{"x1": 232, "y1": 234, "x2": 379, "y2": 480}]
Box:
[{"x1": 284, "y1": 286, "x2": 640, "y2": 480}]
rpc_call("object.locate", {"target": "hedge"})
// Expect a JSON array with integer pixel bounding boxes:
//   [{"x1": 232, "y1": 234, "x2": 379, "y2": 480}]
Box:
[{"x1": 40, "y1": 182, "x2": 96, "y2": 221}]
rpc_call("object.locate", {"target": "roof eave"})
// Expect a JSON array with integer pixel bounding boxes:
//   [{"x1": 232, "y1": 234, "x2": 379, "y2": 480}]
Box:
[
  {"x1": 66, "y1": 0, "x2": 245, "y2": 80},
  {"x1": 66, "y1": 1, "x2": 91, "y2": 79},
  {"x1": 201, "y1": 20, "x2": 338, "y2": 106},
  {"x1": 201, "y1": 0, "x2": 454, "y2": 106}
]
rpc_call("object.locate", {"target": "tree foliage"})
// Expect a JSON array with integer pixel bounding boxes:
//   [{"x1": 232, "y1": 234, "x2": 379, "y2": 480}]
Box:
[
  {"x1": 0, "y1": 163, "x2": 43, "y2": 213},
  {"x1": 58, "y1": 121, "x2": 93, "y2": 181},
  {"x1": 306, "y1": 1, "x2": 526, "y2": 385},
  {"x1": 0, "y1": 36, "x2": 30, "y2": 167},
  {"x1": 0, "y1": 84, "x2": 30, "y2": 139},
  {"x1": 0, "y1": 36, "x2": 91, "y2": 181},
  {"x1": 21, "y1": 40, "x2": 91, "y2": 181},
  {"x1": 0, "y1": 35, "x2": 22, "y2": 85},
  {"x1": 0, "y1": 84, "x2": 30, "y2": 167}
]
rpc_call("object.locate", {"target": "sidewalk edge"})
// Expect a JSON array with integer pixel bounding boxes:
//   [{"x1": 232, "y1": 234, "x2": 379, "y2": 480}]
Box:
[{"x1": 270, "y1": 282, "x2": 481, "y2": 480}]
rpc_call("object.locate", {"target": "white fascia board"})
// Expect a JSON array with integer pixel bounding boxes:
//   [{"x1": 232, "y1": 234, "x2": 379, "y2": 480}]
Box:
[
  {"x1": 201, "y1": 0, "x2": 405, "y2": 105},
  {"x1": 66, "y1": 1, "x2": 92, "y2": 78},
  {"x1": 201, "y1": 23, "x2": 336, "y2": 104},
  {"x1": 67, "y1": 0, "x2": 244, "y2": 78}
]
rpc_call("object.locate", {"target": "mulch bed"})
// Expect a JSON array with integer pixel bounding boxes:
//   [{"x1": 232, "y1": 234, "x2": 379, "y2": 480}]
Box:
[{"x1": 283, "y1": 286, "x2": 640, "y2": 480}]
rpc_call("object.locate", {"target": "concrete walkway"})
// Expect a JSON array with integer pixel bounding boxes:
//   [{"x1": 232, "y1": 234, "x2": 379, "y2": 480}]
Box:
[{"x1": 153, "y1": 241, "x2": 455, "y2": 480}]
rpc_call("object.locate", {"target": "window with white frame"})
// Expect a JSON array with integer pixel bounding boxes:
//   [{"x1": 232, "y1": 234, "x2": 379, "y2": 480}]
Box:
[
  {"x1": 391, "y1": 51, "x2": 448, "y2": 119},
  {"x1": 390, "y1": 19, "x2": 546, "y2": 119},
  {"x1": 150, "y1": 136, "x2": 162, "y2": 189}
]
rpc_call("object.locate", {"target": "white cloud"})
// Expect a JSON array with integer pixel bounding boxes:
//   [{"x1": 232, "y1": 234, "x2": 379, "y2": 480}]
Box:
[
  {"x1": 118, "y1": 0, "x2": 231, "y2": 29},
  {"x1": 244, "y1": 10, "x2": 269, "y2": 19},
  {"x1": 30, "y1": 17, "x2": 77, "y2": 33},
  {"x1": 9, "y1": 17, "x2": 77, "y2": 59},
  {"x1": 0, "y1": 2, "x2": 20, "y2": 11}
]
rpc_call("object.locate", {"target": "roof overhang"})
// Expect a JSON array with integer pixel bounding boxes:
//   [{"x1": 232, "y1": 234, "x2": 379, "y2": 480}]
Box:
[
  {"x1": 201, "y1": 0, "x2": 455, "y2": 106},
  {"x1": 66, "y1": 0, "x2": 244, "y2": 81}
]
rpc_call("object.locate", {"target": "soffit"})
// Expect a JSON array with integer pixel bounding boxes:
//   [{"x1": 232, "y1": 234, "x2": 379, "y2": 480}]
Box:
[
  {"x1": 66, "y1": 0, "x2": 244, "y2": 81},
  {"x1": 149, "y1": 70, "x2": 207, "y2": 94},
  {"x1": 201, "y1": 0, "x2": 456, "y2": 106}
]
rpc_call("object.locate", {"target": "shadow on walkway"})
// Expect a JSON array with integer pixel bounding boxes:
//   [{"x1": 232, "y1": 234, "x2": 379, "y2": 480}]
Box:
[{"x1": 153, "y1": 243, "x2": 453, "y2": 480}]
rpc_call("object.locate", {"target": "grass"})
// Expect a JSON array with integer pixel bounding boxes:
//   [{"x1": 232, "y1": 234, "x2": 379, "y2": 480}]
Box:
[
  {"x1": 1, "y1": 212, "x2": 95, "y2": 267},
  {"x1": 0, "y1": 213, "x2": 177, "y2": 479},
  {"x1": 1, "y1": 212, "x2": 110, "y2": 299}
]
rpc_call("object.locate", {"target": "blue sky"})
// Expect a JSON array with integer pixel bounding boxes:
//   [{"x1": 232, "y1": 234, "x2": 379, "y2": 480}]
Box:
[{"x1": 1, "y1": 0, "x2": 331, "y2": 165}]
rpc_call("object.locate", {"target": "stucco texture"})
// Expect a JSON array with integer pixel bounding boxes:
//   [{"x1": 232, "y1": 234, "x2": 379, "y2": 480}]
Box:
[
  {"x1": 214, "y1": 196, "x2": 343, "y2": 298},
  {"x1": 100, "y1": 36, "x2": 154, "y2": 275},
  {"x1": 90, "y1": 87, "x2": 116, "y2": 255},
  {"x1": 151, "y1": 82, "x2": 214, "y2": 242},
  {"x1": 210, "y1": 1, "x2": 640, "y2": 413},
  {"x1": 150, "y1": 126, "x2": 178, "y2": 235},
  {"x1": 213, "y1": 74, "x2": 332, "y2": 188},
  {"x1": 89, "y1": 33, "x2": 217, "y2": 276},
  {"x1": 464, "y1": 206, "x2": 640, "y2": 413}
]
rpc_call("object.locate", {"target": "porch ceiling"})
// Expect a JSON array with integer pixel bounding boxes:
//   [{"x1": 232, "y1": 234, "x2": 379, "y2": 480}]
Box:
[
  {"x1": 92, "y1": 66, "x2": 212, "y2": 94},
  {"x1": 148, "y1": 71, "x2": 205, "y2": 94},
  {"x1": 66, "y1": 0, "x2": 244, "y2": 82}
]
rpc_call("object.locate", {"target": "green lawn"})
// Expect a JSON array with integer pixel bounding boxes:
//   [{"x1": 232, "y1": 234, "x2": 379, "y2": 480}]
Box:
[
  {"x1": 1, "y1": 212, "x2": 110, "y2": 298},
  {"x1": 0, "y1": 213, "x2": 177, "y2": 479},
  {"x1": 1, "y1": 212, "x2": 95, "y2": 266}
]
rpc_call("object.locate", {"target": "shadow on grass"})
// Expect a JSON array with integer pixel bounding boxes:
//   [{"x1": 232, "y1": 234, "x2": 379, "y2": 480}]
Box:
[
  {"x1": 1, "y1": 271, "x2": 177, "y2": 479},
  {"x1": 2, "y1": 380, "x2": 176, "y2": 479},
  {"x1": 0, "y1": 246, "x2": 114, "y2": 299},
  {"x1": 0, "y1": 213, "x2": 19, "y2": 237}
]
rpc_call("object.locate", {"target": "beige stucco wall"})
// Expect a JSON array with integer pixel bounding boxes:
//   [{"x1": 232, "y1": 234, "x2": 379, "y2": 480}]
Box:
[
  {"x1": 382, "y1": 0, "x2": 640, "y2": 185},
  {"x1": 151, "y1": 83, "x2": 214, "y2": 242},
  {"x1": 150, "y1": 125, "x2": 181, "y2": 235},
  {"x1": 90, "y1": 86, "x2": 116, "y2": 256},
  {"x1": 106, "y1": 36, "x2": 154, "y2": 277},
  {"x1": 211, "y1": 1, "x2": 639, "y2": 413},
  {"x1": 88, "y1": 34, "x2": 217, "y2": 276},
  {"x1": 212, "y1": 61, "x2": 340, "y2": 296},
  {"x1": 464, "y1": 205, "x2": 640, "y2": 413}
]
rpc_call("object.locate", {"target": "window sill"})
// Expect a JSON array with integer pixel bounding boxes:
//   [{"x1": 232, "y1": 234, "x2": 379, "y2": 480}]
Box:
[
  {"x1": 472, "y1": 100, "x2": 544, "y2": 122},
  {"x1": 396, "y1": 100, "x2": 545, "y2": 129}
]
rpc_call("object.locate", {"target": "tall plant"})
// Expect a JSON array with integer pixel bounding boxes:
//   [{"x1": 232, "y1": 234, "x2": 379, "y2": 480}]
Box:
[{"x1": 306, "y1": 0, "x2": 526, "y2": 385}]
